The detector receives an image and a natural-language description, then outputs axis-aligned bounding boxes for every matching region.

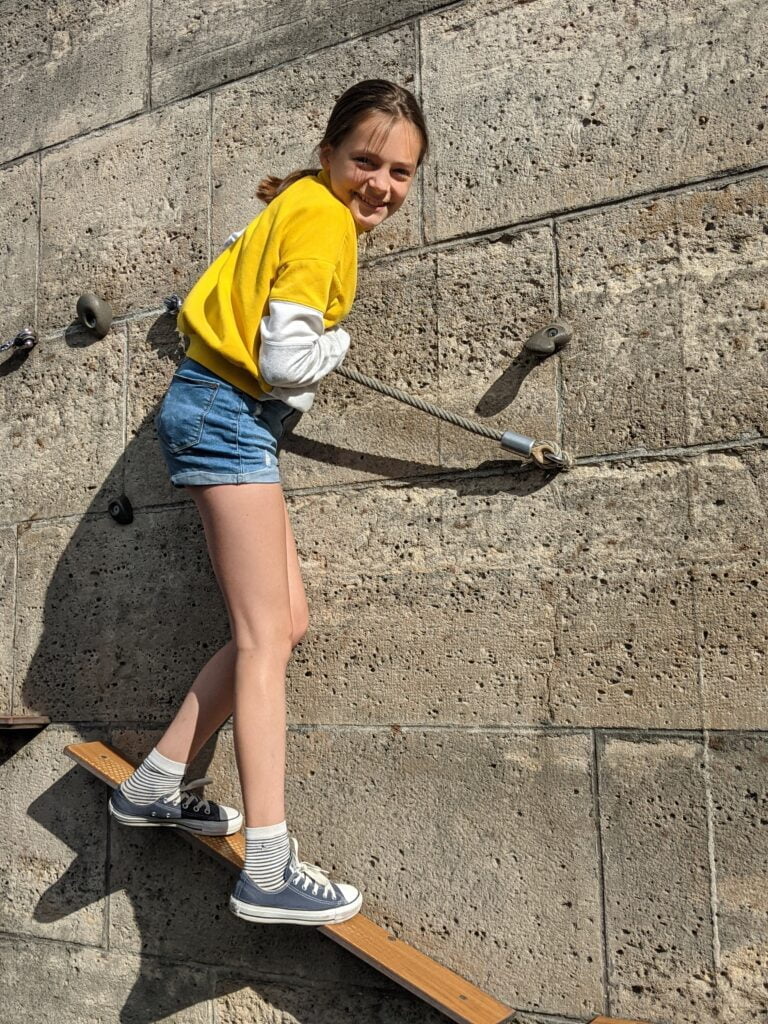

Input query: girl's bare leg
[154,640,236,766]
[154,492,308,769]
[155,482,307,827]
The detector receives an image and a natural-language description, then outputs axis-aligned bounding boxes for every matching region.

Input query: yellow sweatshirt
[178,169,361,409]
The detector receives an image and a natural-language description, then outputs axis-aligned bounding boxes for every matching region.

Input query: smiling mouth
[356,193,387,211]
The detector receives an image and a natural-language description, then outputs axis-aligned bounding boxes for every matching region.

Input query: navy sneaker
[108,777,243,836]
[229,837,363,925]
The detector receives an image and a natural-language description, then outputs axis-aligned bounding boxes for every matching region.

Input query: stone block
[687,452,767,562]
[0,934,211,1023]
[0,528,15,710]
[211,27,420,259]
[212,970,446,1022]
[420,0,768,240]
[434,230,559,469]
[0,0,148,164]
[674,175,768,446]
[556,460,693,569]
[0,330,125,524]
[14,507,228,722]
[39,98,209,336]
[434,469,563,571]
[0,725,106,946]
[293,567,557,726]
[707,733,768,1024]
[551,563,700,728]
[694,559,767,729]
[125,316,189,507]
[277,254,441,489]
[0,157,38,338]
[287,467,562,571]
[286,480,445,573]
[152,0,447,105]
[558,174,768,457]
[288,728,602,1016]
[740,446,768,498]
[557,205,689,458]
[598,735,718,1024]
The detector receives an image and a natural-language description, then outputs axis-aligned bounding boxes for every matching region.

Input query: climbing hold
[108,494,133,525]
[76,293,113,338]
[524,322,572,355]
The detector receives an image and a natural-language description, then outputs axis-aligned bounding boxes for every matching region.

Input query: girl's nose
[367,168,390,197]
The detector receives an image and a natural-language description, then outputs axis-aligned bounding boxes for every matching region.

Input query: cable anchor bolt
[0,326,38,354]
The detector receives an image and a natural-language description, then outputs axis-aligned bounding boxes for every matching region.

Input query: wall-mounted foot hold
[0,326,38,355]
[108,494,133,525]
[76,293,113,338]
[524,322,572,355]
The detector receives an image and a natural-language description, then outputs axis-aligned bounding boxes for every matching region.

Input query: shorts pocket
[156,374,219,454]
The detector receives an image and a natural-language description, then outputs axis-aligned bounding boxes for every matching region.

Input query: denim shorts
[155,357,300,488]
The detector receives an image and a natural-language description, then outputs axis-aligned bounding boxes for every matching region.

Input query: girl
[108,80,429,926]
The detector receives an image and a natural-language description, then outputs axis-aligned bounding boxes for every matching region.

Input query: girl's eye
[355,156,372,166]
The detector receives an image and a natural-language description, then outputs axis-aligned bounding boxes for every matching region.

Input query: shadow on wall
[4,310,555,1021]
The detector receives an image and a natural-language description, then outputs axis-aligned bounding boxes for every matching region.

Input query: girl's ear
[318,142,331,169]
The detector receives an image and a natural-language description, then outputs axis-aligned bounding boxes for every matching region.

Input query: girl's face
[320,112,423,232]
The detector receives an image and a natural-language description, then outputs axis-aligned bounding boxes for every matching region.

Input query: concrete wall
[1,1,766,1021]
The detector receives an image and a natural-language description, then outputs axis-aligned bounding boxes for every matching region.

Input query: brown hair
[256,79,429,205]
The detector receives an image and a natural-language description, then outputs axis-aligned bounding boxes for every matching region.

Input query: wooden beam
[0,715,50,730]
[64,739,516,1024]
[589,1017,651,1024]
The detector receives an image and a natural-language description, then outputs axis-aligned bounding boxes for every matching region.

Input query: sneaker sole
[108,800,242,837]
[228,891,363,926]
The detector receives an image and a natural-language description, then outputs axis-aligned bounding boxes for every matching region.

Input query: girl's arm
[258,299,350,389]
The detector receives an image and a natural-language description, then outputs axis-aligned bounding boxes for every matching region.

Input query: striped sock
[244,821,291,891]
[119,747,187,806]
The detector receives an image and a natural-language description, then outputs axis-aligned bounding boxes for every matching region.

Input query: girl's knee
[233,620,294,661]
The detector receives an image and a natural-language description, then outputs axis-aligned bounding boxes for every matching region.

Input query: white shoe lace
[288,837,336,898]
[164,777,212,814]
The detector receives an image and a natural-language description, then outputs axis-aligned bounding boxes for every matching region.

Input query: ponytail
[256,167,320,205]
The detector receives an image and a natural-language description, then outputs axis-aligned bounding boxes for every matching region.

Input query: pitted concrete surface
[151,0,449,106]
[1,0,148,164]
[39,98,210,337]
[1,0,766,1021]
[0,726,107,946]
[0,529,15,707]
[420,0,768,239]
[599,736,718,1021]
[558,174,768,456]
[0,330,125,523]
[0,158,38,338]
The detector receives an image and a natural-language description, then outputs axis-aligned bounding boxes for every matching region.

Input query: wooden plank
[322,913,517,1024]
[0,715,50,730]
[589,1017,652,1024]
[64,739,516,1024]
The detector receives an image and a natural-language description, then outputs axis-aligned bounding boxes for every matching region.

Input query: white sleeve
[258,299,351,388]
[223,227,245,250]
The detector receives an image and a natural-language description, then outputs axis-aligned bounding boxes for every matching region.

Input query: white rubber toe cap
[336,882,361,903]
